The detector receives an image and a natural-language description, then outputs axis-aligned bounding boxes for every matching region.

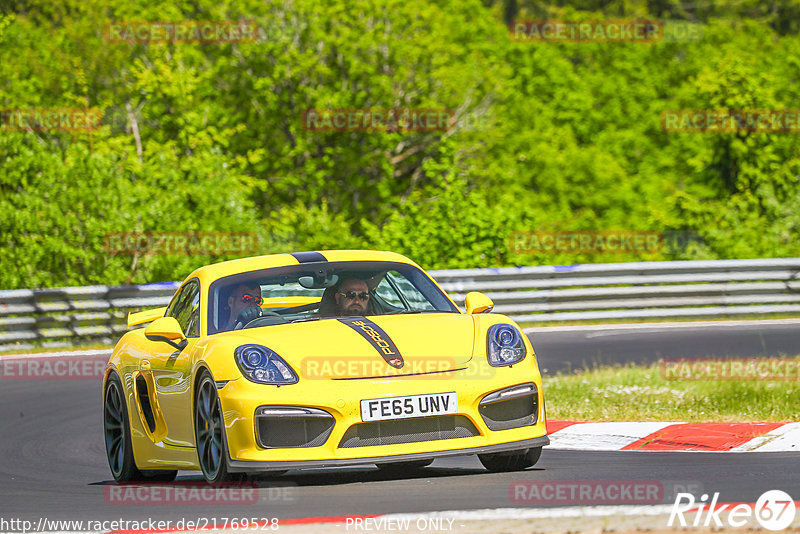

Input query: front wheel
[478,447,542,472]
[195,372,242,483]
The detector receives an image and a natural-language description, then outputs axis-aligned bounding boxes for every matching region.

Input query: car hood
[231,313,476,379]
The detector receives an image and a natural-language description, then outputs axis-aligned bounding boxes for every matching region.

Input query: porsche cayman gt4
[102,250,549,483]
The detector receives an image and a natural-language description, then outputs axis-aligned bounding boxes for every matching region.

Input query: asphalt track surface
[529,319,800,374]
[1,321,799,526]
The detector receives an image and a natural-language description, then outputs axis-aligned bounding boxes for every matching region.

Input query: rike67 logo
[669,490,796,531]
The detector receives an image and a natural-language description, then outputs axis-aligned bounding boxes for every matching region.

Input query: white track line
[547,422,678,451]
[374,505,678,521]
[733,422,800,452]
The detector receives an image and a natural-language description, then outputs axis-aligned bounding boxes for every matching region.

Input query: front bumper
[227,436,550,472]
[217,363,548,469]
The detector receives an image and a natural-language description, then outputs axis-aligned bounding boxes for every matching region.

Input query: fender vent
[135,374,156,433]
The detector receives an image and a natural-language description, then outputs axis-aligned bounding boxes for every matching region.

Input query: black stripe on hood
[337,316,404,369]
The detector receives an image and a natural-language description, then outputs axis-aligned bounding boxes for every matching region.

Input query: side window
[166,280,201,337]
[165,285,189,319]
[375,271,436,312]
[388,271,436,311]
[184,289,201,337]
[375,277,404,308]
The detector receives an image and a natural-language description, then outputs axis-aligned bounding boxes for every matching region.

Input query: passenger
[334,278,371,316]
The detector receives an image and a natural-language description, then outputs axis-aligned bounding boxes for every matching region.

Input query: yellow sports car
[103,250,549,483]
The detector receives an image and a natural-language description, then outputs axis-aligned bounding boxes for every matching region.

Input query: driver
[225,282,263,330]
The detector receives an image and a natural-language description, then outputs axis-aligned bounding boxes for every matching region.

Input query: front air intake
[255,407,335,448]
[478,383,538,431]
[338,415,479,448]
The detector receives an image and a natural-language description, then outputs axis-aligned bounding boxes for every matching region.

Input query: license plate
[360,392,458,422]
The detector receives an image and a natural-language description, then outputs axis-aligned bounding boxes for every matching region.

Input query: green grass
[545,359,800,422]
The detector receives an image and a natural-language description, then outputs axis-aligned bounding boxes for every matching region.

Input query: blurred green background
[2,0,799,289]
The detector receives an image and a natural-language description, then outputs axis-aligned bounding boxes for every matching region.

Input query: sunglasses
[339,291,369,301]
[241,294,263,305]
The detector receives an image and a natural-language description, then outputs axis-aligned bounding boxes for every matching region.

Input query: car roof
[185,250,422,287]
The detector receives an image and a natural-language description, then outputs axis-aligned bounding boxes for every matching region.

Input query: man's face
[228,284,262,322]
[335,279,370,316]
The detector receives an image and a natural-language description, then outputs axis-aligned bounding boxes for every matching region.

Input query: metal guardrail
[436,258,800,322]
[0,282,180,350]
[1,258,799,351]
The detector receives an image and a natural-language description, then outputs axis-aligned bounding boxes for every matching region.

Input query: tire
[194,371,243,483]
[478,446,542,472]
[104,372,179,483]
[104,372,144,482]
[376,459,433,471]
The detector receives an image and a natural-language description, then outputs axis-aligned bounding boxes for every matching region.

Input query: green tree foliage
[1,0,799,288]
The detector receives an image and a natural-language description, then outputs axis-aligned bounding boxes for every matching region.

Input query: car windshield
[207,261,458,334]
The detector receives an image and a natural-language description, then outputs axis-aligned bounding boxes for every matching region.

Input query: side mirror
[145,317,188,351]
[465,291,494,314]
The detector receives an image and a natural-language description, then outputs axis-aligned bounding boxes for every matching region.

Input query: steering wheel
[242,311,283,328]
[233,309,284,330]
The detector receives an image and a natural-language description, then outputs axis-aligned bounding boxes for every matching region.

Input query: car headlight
[486,324,526,367]
[234,344,298,385]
